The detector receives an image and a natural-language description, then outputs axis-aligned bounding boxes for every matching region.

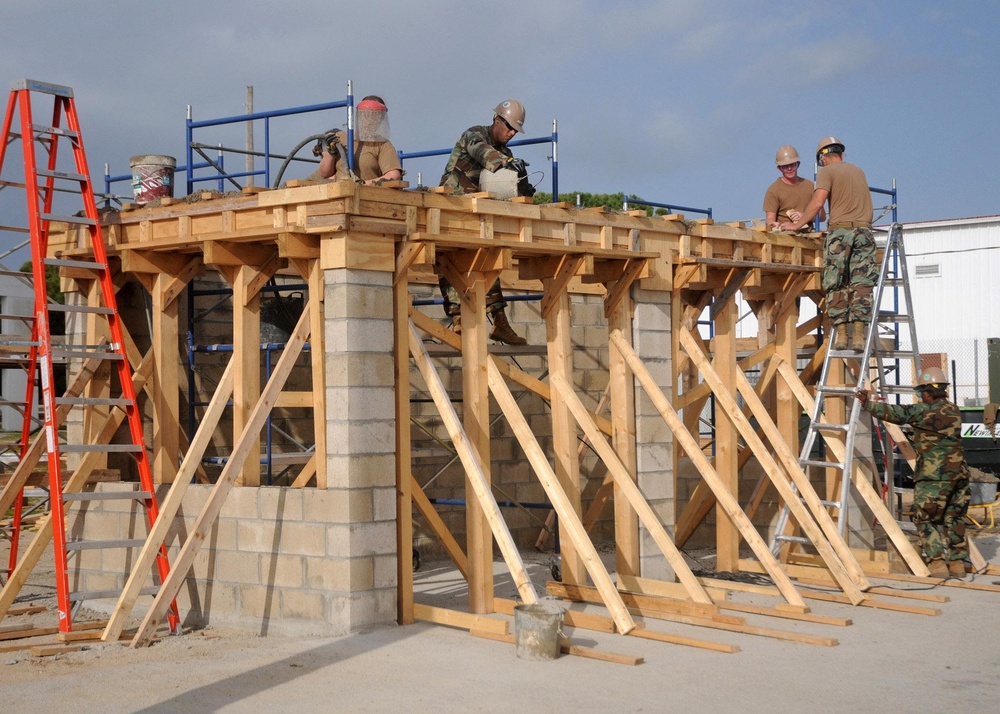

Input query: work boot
[849,322,868,352]
[832,324,849,351]
[489,309,527,346]
[948,560,968,579]
[450,314,461,335]
[927,559,949,579]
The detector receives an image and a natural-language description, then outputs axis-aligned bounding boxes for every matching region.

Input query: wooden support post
[152,272,180,484]
[132,307,311,647]
[545,280,584,585]
[607,288,640,578]
[82,279,110,472]
[610,331,807,609]
[408,321,538,607]
[712,294,739,572]
[303,258,327,489]
[232,264,262,487]
[394,260,414,625]
[462,276,493,613]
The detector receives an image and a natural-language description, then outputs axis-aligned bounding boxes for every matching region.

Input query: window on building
[915,263,941,278]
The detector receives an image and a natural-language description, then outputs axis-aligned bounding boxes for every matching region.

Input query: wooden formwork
[37,177,974,652]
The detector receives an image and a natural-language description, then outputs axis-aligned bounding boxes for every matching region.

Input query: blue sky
[1,0,997,264]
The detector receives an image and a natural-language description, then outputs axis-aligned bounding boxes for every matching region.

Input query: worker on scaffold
[780,137,875,352]
[436,100,534,346]
[308,95,403,185]
[856,367,971,579]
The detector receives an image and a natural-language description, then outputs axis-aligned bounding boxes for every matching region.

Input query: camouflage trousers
[913,475,971,563]
[438,277,506,317]
[822,227,878,327]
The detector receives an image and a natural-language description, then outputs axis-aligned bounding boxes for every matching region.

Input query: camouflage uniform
[438,125,512,317]
[863,398,971,564]
[822,227,878,327]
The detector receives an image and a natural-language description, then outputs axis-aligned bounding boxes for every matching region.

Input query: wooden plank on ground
[627,626,740,654]
[31,644,83,657]
[413,603,509,635]
[470,628,646,665]
[494,597,614,633]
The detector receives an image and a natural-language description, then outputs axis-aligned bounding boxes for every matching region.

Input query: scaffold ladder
[0,79,179,633]
[771,223,917,552]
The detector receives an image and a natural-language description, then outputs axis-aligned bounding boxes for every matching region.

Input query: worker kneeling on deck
[436,100,532,346]
[856,368,971,579]
[780,137,876,353]
[308,95,403,185]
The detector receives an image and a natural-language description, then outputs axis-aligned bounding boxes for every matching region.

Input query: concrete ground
[2,538,1000,713]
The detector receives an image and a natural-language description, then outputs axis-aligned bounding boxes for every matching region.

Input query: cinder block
[259,487,304,522]
[226,487,260,517]
[372,487,396,523]
[275,522,328,557]
[198,582,239,618]
[216,550,260,584]
[303,488,372,524]
[348,521,397,558]
[262,553,305,589]
[326,387,395,422]
[372,555,398,590]
[324,454,396,490]
[304,556,351,590]
[237,520,282,553]
[280,589,327,620]
[238,584,278,620]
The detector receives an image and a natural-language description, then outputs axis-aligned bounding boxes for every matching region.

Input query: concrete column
[323,267,398,632]
[631,287,674,580]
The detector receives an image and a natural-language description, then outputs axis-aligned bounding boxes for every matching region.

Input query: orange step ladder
[0,79,179,634]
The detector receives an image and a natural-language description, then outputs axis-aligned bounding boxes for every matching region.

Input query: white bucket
[130,154,176,203]
[513,602,563,660]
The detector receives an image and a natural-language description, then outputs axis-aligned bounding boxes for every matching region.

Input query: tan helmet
[816,136,845,161]
[775,145,800,166]
[494,99,525,133]
[915,367,949,390]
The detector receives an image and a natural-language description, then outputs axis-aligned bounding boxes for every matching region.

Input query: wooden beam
[411,475,469,578]
[552,374,714,605]
[486,358,634,634]
[394,261,414,625]
[408,321,538,607]
[712,293,740,572]
[608,292,640,579]
[610,330,807,609]
[132,306,311,646]
[102,357,236,642]
[231,264,262,487]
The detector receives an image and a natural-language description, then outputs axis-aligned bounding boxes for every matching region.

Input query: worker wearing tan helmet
[763,145,824,230]
[437,100,532,345]
[856,367,972,579]
[781,137,876,352]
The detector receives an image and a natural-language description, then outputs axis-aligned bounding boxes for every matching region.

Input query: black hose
[273,133,326,188]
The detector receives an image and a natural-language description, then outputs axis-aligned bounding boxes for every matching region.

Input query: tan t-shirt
[331,131,402,182]
[816,161,873,224]
[763,177,815,224]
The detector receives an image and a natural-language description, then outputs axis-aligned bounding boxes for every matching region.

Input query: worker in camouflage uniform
[436,100,531,346]
[856,367,971,579]
[781,137,876,352]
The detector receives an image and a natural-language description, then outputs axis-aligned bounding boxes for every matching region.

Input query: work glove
[312,131,341,157]
[505,157,528,176]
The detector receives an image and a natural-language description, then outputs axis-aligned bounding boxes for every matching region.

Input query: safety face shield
[356,99,390,142]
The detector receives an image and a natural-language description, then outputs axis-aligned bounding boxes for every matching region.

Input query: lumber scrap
[413,603,509,635]
[550,580,838,647]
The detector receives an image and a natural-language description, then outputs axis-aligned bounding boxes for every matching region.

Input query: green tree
[533,191,669,216]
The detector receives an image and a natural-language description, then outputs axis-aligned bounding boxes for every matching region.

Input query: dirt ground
[2,534,1000,713]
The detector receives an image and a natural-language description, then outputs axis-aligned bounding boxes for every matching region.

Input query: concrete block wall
[67,482,385,637]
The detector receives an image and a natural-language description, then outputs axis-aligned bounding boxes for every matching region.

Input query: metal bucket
[130,154,176,203]
[970,481,997,505]
[513,602,563,660]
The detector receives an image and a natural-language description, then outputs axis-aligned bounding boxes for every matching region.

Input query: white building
[900,215,1000,406]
